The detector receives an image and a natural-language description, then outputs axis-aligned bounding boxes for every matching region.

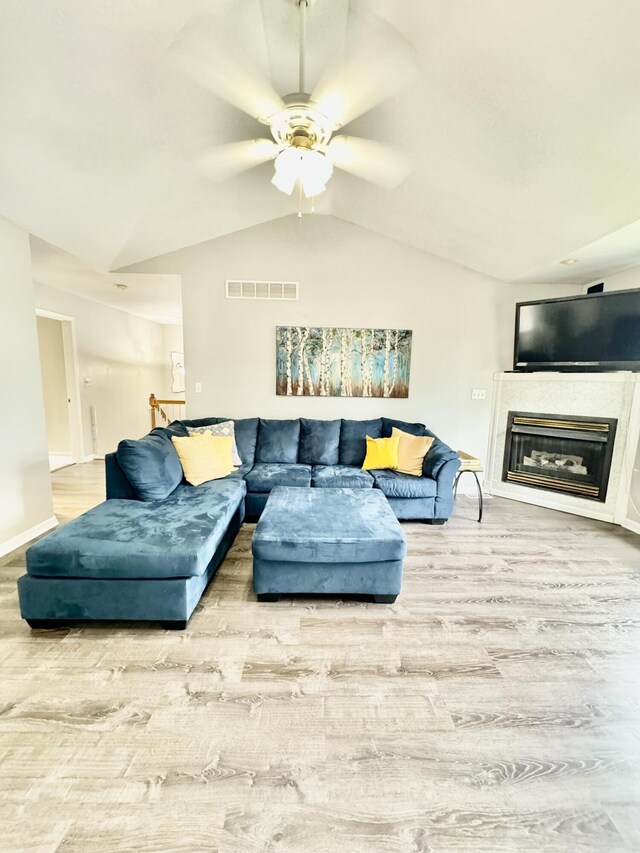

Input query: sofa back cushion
[299,418,341,465]
[151,422,190,439]
[181,417,229,429]
[339,418,383,467]
[255,419,301,463]
[234,418,260,465]
[381,417,426,437]
[116,431,183,501]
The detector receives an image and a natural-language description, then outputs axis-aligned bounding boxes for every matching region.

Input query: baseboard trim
[83,454,96,463]
[622,518,640,536]
[0,516,58,559]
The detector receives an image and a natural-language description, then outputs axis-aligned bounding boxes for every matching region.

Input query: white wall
[0,217,55,556]
[122,214,519,461]
[585,265,639,292]
[36,316,72,454]
[33,283,181,457]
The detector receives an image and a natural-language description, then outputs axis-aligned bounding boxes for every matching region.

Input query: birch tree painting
[276,327,412,397]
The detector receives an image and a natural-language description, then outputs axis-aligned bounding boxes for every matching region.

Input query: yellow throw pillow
[172,434,236,486]
[362,435,399,471]
[392,427,435,477]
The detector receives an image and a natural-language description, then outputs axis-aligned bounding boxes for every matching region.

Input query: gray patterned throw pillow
[187,420,242,466]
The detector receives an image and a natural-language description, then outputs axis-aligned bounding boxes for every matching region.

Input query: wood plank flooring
[0,461,639,852]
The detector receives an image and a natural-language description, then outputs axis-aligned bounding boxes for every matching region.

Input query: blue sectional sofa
[18,416,459,629]
[107,416,460,522]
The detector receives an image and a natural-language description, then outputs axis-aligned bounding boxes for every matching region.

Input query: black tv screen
[514,288,640,372]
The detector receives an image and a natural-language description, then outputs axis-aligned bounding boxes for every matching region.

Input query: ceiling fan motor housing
[266,93,338,151]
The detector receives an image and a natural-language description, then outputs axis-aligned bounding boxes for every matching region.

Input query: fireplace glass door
[502,413,617,502]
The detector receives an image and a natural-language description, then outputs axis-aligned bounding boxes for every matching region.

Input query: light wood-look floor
[1,461,639,852]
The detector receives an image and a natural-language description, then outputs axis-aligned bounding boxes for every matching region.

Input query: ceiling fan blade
[312,14,417,127]
[200,139,279,181]
[326,136,410,189]
[172,18,284,122]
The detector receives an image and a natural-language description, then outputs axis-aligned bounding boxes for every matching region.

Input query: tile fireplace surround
[486,372,640,531]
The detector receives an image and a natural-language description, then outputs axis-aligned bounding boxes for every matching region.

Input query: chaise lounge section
[19,477,246,629]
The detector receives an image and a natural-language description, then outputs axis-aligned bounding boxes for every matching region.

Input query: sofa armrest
[435,456,460,493]
[422,438,459,479]
[431,456,461,519]
[105,452,138,501]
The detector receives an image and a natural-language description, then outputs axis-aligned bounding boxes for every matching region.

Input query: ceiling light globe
[272,147,304,195]
[300,149,333,197]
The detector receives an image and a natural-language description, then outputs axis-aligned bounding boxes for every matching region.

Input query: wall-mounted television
[514,288,640,372]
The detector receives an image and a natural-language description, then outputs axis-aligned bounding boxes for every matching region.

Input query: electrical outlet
[471,388,486,400]
[195,382,203,393]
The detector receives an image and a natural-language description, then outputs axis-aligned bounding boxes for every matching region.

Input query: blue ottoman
[252,487,406,602]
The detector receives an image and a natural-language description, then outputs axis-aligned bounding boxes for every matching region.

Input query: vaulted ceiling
[1,0,640,283]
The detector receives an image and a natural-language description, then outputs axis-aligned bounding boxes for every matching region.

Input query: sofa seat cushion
[244,463,312,493]
[312,465,374,489]
[226,463,252,479]
[26,479,246,580]
[371,470,437,499]
[252,487,406,564]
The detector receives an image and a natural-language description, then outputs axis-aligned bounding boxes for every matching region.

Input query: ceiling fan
[173,0,414,200]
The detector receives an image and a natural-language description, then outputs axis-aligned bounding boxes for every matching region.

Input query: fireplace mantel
[485,372,640,530]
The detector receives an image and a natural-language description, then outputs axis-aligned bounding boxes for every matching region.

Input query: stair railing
[149,393,186,428]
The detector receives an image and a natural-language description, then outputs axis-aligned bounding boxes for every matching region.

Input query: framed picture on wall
[171,351,185,394]
[276,326,412,398]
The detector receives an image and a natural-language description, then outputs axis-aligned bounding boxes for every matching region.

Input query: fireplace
[502,411,617,502]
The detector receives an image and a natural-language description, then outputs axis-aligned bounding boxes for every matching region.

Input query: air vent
[226,280,299,301]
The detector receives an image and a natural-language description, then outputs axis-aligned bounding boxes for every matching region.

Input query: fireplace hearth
[502,412,617,502]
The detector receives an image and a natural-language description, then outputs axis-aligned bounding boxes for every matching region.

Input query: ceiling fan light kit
[267,93,337,196]
[178,0,412,201]
[272,147,334,197]
[265,0,336,199]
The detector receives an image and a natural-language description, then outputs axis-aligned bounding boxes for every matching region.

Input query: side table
[454,451,484,522]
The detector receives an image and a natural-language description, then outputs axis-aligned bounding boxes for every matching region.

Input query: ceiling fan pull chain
[299,0,308,93]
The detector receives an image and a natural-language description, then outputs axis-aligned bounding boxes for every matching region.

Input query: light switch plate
[471,388,486,400]
[195,382,202,393]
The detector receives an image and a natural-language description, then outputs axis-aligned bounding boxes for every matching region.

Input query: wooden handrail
[149,393,186,428]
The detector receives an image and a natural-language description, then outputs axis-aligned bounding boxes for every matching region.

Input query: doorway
[35,309,84,470]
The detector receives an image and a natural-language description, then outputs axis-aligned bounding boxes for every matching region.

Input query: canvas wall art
[276,326,412,397]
